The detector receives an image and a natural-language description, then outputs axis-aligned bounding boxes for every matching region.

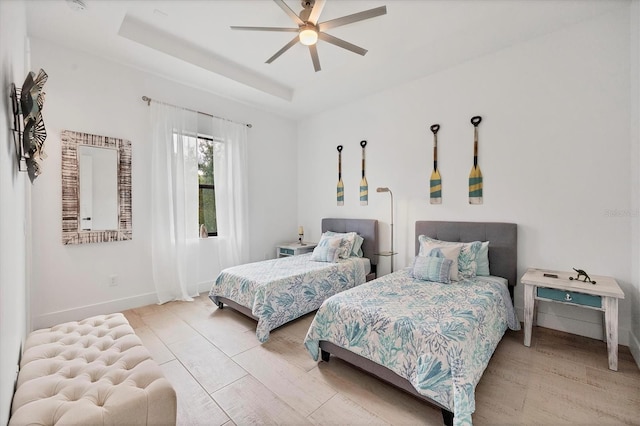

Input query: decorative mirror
[61,130,132,244]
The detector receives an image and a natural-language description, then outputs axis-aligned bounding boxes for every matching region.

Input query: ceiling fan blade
[230,26,299,32]
[266,36,300,64]
[319,5,387,31]
[307,0,326,25]
[318,32,367,56]
[273,0,304,26]
[309,44,321,72]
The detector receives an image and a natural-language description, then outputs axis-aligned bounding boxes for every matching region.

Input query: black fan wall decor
[10,69,48,182]
[231,0,387,72]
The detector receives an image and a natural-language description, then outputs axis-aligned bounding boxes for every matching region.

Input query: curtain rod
[141,96,252,128]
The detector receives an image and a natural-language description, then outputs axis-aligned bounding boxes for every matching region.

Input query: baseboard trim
[629,329,640,370]
[32,292,159,330]
[198,280,214,295]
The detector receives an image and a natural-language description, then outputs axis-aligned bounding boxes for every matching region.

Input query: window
[198,136,217,236]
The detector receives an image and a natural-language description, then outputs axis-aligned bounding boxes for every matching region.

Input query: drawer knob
[564,293,573,302]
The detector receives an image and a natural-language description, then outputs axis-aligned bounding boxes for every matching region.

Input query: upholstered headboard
[415,221,518,290]
[321,218,378,266]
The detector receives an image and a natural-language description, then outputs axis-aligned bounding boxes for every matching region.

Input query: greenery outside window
[198,136,217,236]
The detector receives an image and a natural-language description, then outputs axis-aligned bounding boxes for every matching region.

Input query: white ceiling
[25,0,625,120]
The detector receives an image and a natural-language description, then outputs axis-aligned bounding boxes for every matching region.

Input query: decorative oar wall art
[429,124,442,204]
[336,145,344,206]
[469,116,483,204]
[360,140,368,205]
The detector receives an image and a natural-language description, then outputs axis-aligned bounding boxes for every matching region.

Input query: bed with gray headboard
[209,218,378,342]
[305,220,518,426]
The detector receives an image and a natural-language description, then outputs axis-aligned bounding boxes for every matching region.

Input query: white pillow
[418,235,482,278]
[323,231,364,258]
[419,242,463,281]
[311,234,343,262]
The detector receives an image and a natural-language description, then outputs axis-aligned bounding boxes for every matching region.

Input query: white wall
[630,0,640,367]
[29,38,297,329]
[298,6,636,347]
[0,1,29,423]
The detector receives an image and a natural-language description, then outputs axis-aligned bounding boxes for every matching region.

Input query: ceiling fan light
[299,28,318,46]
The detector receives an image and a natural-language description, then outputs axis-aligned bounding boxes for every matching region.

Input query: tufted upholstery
[9,313,176,426]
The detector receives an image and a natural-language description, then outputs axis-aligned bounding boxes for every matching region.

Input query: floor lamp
[376,187,394,272]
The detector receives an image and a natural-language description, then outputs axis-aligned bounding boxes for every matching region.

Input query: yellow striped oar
[429,124,441,204]
[469,116,483,204]
[359,140,368,205]
[337,145,344,206]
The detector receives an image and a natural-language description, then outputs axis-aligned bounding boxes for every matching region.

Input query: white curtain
[212,117,250,268]
[150,103,200,303]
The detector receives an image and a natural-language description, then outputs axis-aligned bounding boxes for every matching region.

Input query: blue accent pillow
[311,234,343,262]
[412,256,453,283]
[476,241,490,276]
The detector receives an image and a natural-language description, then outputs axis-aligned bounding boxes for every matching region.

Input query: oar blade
[469,166,483,204]
[360,177,368,205]
[430,169,442,204]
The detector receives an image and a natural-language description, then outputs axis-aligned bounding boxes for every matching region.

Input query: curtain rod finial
[142,96,151,106]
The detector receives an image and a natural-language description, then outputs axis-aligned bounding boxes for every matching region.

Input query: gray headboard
[415,221,518,290]
[322,218,378,266]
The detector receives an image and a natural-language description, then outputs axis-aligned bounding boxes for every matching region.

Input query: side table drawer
[279,248,294,256]
[537,287,602,308]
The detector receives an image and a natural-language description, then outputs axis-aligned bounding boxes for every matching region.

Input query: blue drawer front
[280,248,294,255]
[537,287,601,308]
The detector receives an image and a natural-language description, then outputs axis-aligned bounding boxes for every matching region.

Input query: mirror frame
[61,130,132,245]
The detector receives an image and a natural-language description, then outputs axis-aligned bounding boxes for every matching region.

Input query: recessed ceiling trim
[118,15,293,102]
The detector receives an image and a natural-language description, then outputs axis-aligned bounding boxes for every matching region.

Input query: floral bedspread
[209,253,367,342]
[304,268,520,426]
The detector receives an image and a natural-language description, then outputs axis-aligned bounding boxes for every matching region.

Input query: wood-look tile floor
[122,294,640,425]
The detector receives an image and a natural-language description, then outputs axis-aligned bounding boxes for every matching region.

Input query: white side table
[276,242,317,258]
[521,268,625,371]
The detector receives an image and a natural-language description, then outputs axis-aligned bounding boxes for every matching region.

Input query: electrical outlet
[109,275,118,287]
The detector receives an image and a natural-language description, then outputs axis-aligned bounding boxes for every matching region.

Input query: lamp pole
[376,187,394,273]
[389,189,394,273]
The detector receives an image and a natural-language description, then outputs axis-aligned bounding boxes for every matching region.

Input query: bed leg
[321,349,330,362]
[441,409,453,426]
[217,301,224,309]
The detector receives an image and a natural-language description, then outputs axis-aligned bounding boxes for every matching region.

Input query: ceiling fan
[231,0,387,72]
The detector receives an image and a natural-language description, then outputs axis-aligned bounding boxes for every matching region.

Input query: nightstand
[521,268,625,371]
[276,242,317,258]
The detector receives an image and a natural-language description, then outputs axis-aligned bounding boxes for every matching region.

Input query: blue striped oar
[359,140,368,205]
[469,116,483,204]
[429,124,442,204]
[337,145,344,206]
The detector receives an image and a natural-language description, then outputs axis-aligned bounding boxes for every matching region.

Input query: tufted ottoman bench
[9,313,176,425]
